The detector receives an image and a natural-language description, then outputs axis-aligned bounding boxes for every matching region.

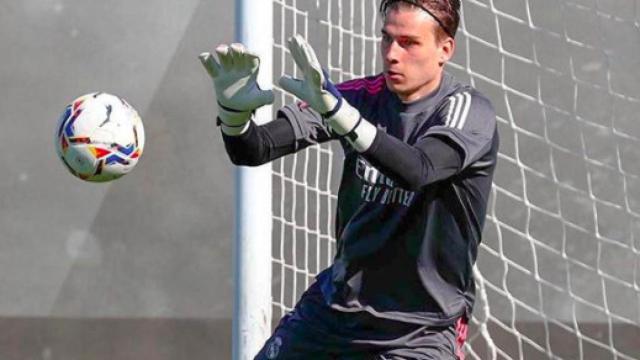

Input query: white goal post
[233,1,273,359]
[236,0,640,359]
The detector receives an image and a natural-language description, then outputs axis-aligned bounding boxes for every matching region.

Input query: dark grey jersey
[277,72,499,326]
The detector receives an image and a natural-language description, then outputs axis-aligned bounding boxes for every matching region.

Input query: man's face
[381,6,454,102]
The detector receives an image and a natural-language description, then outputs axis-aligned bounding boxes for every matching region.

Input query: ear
[438,37,455,66]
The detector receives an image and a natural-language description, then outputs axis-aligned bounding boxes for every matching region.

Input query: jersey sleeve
[221,117,298,166]
[221,101,338,166]
[277,101,337,149]
[363,133,463,190]
[424,90,497,169]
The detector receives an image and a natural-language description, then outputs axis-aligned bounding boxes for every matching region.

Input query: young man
[199,0,498,358]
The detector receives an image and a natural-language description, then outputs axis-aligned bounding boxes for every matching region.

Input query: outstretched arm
[218,117,297,167]
[200,42,336,166]
[278,35,378,153]
[278,35,496,190]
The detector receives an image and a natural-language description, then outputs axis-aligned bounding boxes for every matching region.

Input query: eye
[397,37,417,48]
[381,33,392,44]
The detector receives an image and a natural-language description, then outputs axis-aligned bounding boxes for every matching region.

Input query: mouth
[385,70,403,81]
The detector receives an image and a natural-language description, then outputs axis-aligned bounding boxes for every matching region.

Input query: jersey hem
[329,303,467,327]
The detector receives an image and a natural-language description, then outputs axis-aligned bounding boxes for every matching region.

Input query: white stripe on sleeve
[445,96,456,127]
[445,92,472,130]
[456,92,472,130]
[449,93,465,129]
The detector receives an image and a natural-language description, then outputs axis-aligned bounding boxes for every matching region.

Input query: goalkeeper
[200,0,498,359]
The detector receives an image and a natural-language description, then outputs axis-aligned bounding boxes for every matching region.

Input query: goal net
[269,0,640,359]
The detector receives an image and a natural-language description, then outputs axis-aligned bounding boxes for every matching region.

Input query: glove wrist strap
[217,116,251,136]
[322,95,343,119]
[217,101,245,114]
[327,101,377,152]
[217,102,252,136]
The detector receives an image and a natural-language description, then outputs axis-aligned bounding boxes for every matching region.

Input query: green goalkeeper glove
[278,35,377,151]
[199,43,274,135]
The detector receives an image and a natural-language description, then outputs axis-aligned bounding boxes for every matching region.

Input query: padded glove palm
[278,35,377,151]
[199,43,274,134]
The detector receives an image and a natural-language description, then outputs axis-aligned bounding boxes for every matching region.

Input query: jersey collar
[392,72,454,114]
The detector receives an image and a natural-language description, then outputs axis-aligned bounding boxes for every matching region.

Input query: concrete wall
[1,0,235,358]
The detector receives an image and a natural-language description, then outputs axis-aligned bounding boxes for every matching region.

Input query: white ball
[55,92,145,182]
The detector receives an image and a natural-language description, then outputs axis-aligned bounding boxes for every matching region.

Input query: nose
[383,40,400,65]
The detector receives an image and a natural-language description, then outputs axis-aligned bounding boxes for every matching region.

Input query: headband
[380,0,455,38]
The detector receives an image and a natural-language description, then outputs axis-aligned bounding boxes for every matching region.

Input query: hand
[277,35,342,117]
[199,43,274,132]
[278,35,377,151]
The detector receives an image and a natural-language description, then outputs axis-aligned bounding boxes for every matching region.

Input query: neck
[392,72,450,114]
[398,73,443,103]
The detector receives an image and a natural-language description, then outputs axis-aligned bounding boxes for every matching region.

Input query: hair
[379,0,461,40]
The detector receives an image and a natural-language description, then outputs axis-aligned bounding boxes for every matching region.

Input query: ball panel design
[55,92,145,182]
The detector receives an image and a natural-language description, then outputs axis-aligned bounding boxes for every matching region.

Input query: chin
[385,82,411,99]
[384,78,405,94]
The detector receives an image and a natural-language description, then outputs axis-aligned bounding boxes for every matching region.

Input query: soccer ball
[55,92,145,182]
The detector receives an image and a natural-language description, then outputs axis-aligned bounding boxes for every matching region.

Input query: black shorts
[254,280,468,360]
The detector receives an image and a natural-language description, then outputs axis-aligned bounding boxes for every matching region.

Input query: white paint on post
[233,1,273,359]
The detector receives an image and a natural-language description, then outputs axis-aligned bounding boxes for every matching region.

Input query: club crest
[266,336,283,359]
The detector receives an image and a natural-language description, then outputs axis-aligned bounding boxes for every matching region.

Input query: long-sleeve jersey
[222,72,499,326]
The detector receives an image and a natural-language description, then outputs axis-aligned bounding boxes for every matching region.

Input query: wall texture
[1,0,236,358]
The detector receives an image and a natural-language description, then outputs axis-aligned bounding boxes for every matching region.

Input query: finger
[198,52,220,78]
[287,36,308,74]
[231,43,258,72]
[254,89,275,107]
[244,50,261,73]
[229,42,245,67]
[215,44,233,69]
[297,37,325,86]
[299,38,321,72]
[289,35,324,87]
[286,36,328,93]
[278,75,306,100]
